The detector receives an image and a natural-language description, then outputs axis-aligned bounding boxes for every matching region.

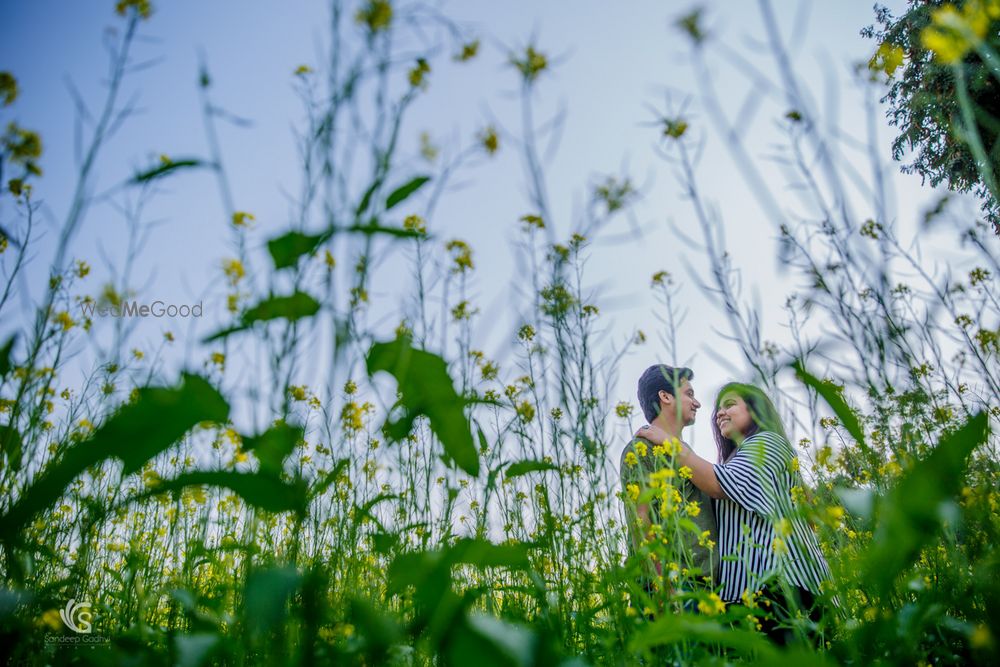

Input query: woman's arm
[634,425,726,498]
[677,444,725,499]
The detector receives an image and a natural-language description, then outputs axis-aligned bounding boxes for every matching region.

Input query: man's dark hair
[636,364,693,423]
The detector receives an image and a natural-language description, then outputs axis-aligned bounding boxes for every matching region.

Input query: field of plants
[1,1,998,665]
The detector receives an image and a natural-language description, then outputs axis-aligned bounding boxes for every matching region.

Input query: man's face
[660,378,700,427]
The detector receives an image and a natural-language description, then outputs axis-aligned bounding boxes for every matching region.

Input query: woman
[636,382,830,644]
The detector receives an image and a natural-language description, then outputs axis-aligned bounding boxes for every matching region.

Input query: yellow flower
[232,211,255,227]
[479,126,499,154]
[210,352,225,368]
[75,260,90,278]
[624,452,638,467]
[868,41,905,77]
[633,440,647,457]
[684,501,701,517]
[115,0,153,20]
[445,239,473,273]
[355,0,392,33]
[520,214,545,230]
[510,45,548,82]
[626,483,640,503]
[222,258,245,285]
[289,385,307,401]
[697,593,726,615]
[678,465,693,480]
[131,348,144,360]
[294,64,313,76]
[698,530,715,550]
[921,2,992,64]
[403,214,427,235]
[37,609,63,631]
[408,58,431,87]
[53,311,75,332]
[454,40,480,62]
[516,400,536,423]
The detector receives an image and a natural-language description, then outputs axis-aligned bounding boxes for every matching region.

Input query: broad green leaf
[0,374,228,542]
[446,614,537,667]
[348,596,403,662]
[241,423,302,475]
[385,175,430,210]
[0,423,22,472]
[242,291,320,324]
[448,538,533,570]
[244,567,302,634]
[792,361,869,454]
[131,158,205,185]
[203,291,321,342]
[630,613,774,655]
[267,231,325,270]
[505,459,559,480]
[135,470,308,516]
[367,335,479,476]
[174,633,220,667]
[0,334,15,377]
[863,412,989,597]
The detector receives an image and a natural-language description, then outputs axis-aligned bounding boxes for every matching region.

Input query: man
[620,364,719,604]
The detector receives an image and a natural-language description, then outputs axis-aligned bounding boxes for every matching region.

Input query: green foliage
[865,0,1000,233]
[0,373,228,542]
[367,334,480,476]
[204,291,321,341]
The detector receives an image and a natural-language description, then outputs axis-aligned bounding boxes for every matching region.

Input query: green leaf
[135,470,308,516]
[0,423,22,472]
[267,231,326,270]
[348,597,403,662]
[446,614,537,667]
[343,223,424,238]
[243,291,320,324]
[241,423,302,476]
[0,374,228,542]
[505,459,559,480]
[862,412,989,598]
[244,567,302,634]
[203,291,321,342]
[448,538,533,570]
[174,633,220,667]
[310,458,349,500]
[367,335,479,476]
[385,175,430,210]
[355,180,380,218]
[0,334,15,377]
[131,158,206,185]
[630,613,774,655]
[792,361,868,454]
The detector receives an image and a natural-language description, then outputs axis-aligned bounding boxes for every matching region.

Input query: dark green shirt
[619,437,719,585]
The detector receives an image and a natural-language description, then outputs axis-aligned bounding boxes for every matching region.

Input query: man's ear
[658,389,673,405]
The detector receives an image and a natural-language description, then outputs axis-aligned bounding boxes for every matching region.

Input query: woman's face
[716,392,754,440]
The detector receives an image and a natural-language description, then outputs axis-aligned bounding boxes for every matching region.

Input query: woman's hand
[635,423,669,445]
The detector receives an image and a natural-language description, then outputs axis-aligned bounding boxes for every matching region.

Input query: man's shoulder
[619,437,652,476]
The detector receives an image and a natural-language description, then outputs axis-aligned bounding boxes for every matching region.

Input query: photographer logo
[59,599,92,634]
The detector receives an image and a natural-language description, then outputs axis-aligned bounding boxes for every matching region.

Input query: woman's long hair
[711,382,789,463]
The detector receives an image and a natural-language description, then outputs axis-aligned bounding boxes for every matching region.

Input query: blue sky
[3,0,973,460]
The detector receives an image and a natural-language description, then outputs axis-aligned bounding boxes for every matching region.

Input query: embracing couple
[620,364,831,644]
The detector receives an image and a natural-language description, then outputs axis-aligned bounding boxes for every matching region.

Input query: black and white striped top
[712,430,831,603]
